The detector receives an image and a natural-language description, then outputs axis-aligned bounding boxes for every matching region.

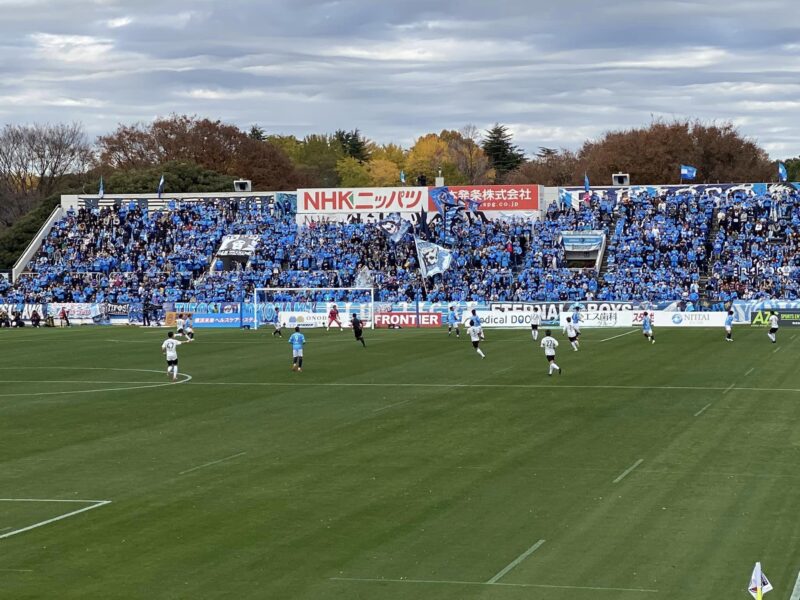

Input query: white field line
[487,539,546,583]
[613,459,644,484]
[372,399,412,413]
[599,330,637,343]
[0,500,110,540]
[0,367,191,397]
[179,452,247,475]
[0,568,33,572]
[722,383,736,395]
[792,334,797,341]
[183,381,800,395]
[694,403,712,417]
[774,346,781,353]
[329,577,658,593]
[745,367,755,377]
[789,569,800,600]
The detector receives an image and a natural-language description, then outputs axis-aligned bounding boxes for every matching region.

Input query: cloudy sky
[1,0,798,157]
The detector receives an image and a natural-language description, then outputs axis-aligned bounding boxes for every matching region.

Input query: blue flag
[429,186,455,216]
[584,172,590,193]
[378,213,410,243]
[778,162,788,182]
[415,237,453,278]
[157,174,165,198]
[399,170,406,185]
[680,165,697,180]
[98,176,104,199]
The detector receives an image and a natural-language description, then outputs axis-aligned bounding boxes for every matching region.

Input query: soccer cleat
[297,368,302,372]
[559,367,562,375]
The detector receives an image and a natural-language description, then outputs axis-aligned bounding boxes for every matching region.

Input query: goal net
[251,287,375,330]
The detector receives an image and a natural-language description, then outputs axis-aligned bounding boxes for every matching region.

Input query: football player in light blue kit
[724,310,734,342]
[288,326,306,372]
[571,306,582,339]
[447,306,460,338]
[642,312,655,344]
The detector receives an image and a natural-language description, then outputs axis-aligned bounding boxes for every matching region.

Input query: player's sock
[571,342,578,351]
[298,358,303,368]
[477,348,485,358]
[360,337,366,347]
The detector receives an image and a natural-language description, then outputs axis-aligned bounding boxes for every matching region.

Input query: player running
[767,311,779,344]
[571,306,582,338]
[289,326,306,371]
[327,304,343,331]
[351,313,366,347]
[530,306,542,341]
[447,306,460,338]
[470,308,482,327]
[724,310,734,342]
[272,306,283,337]
[540,329,562,376]
[161,330,192,381]
[467,319,485,358]
[642,311,655,344]
[184,315,195,340]
[563,317,580,351]
[175,313,186,338]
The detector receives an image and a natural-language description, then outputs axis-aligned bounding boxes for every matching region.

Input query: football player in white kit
[540,330,562,376]
[467,319,486,358]
[563,317,580,351]
[530,306,542,341]
[161,331,193,381]
[175,313,185,338]
[767,311,779,344]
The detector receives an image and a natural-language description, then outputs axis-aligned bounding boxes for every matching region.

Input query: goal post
[251,287,375,330]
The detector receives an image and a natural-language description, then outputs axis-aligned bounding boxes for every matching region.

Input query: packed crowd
[706,188,800,300]
[2,185,799,306]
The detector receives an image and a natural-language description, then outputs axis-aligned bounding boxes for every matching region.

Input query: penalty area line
[694,403,712,417]
[179,451,247,475]
[789,569,800,600]
[487,539,546,583]
[599,330,637,343]
[329,576,659,593]
[613,459,644,483]
[0,500,111,540]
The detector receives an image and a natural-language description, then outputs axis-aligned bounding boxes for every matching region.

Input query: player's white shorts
[725,326,732,333]
[292,349,303,358]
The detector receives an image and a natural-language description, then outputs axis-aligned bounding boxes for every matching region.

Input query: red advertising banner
[432,185,539,211]
[374,312,442,328]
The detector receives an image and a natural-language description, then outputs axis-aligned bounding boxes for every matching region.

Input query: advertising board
[652,311,728,327]
[297,187,427,214]
[559,311,633,328]
[750,309,800,328]
[374,312,441,328]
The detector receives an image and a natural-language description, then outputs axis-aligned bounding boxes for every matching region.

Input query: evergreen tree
[248,125,265,141]
[481,124,525,181]
[334,129,370,163]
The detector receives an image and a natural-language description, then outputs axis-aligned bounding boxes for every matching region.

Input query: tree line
[0,115,797,235]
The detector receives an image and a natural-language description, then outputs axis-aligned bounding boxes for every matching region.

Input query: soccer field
[1,325,799,599]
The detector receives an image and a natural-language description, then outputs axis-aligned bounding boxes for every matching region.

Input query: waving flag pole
[157,174,165,198]
[748,562,773,599]
[680,164,697,182]
[778,162,788,183]
[583,172,591,204]
[98,175,104,199]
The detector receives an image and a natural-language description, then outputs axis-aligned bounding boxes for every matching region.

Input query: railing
[12,205,63,283]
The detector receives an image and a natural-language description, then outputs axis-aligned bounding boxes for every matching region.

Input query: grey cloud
[0,0,798,158]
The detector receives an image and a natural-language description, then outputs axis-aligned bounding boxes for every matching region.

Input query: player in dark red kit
[327,304,343,331]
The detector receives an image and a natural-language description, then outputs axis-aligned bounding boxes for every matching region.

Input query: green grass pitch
[1,325,800,599]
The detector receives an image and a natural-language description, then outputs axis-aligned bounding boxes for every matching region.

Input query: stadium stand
[2,185,799,305]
